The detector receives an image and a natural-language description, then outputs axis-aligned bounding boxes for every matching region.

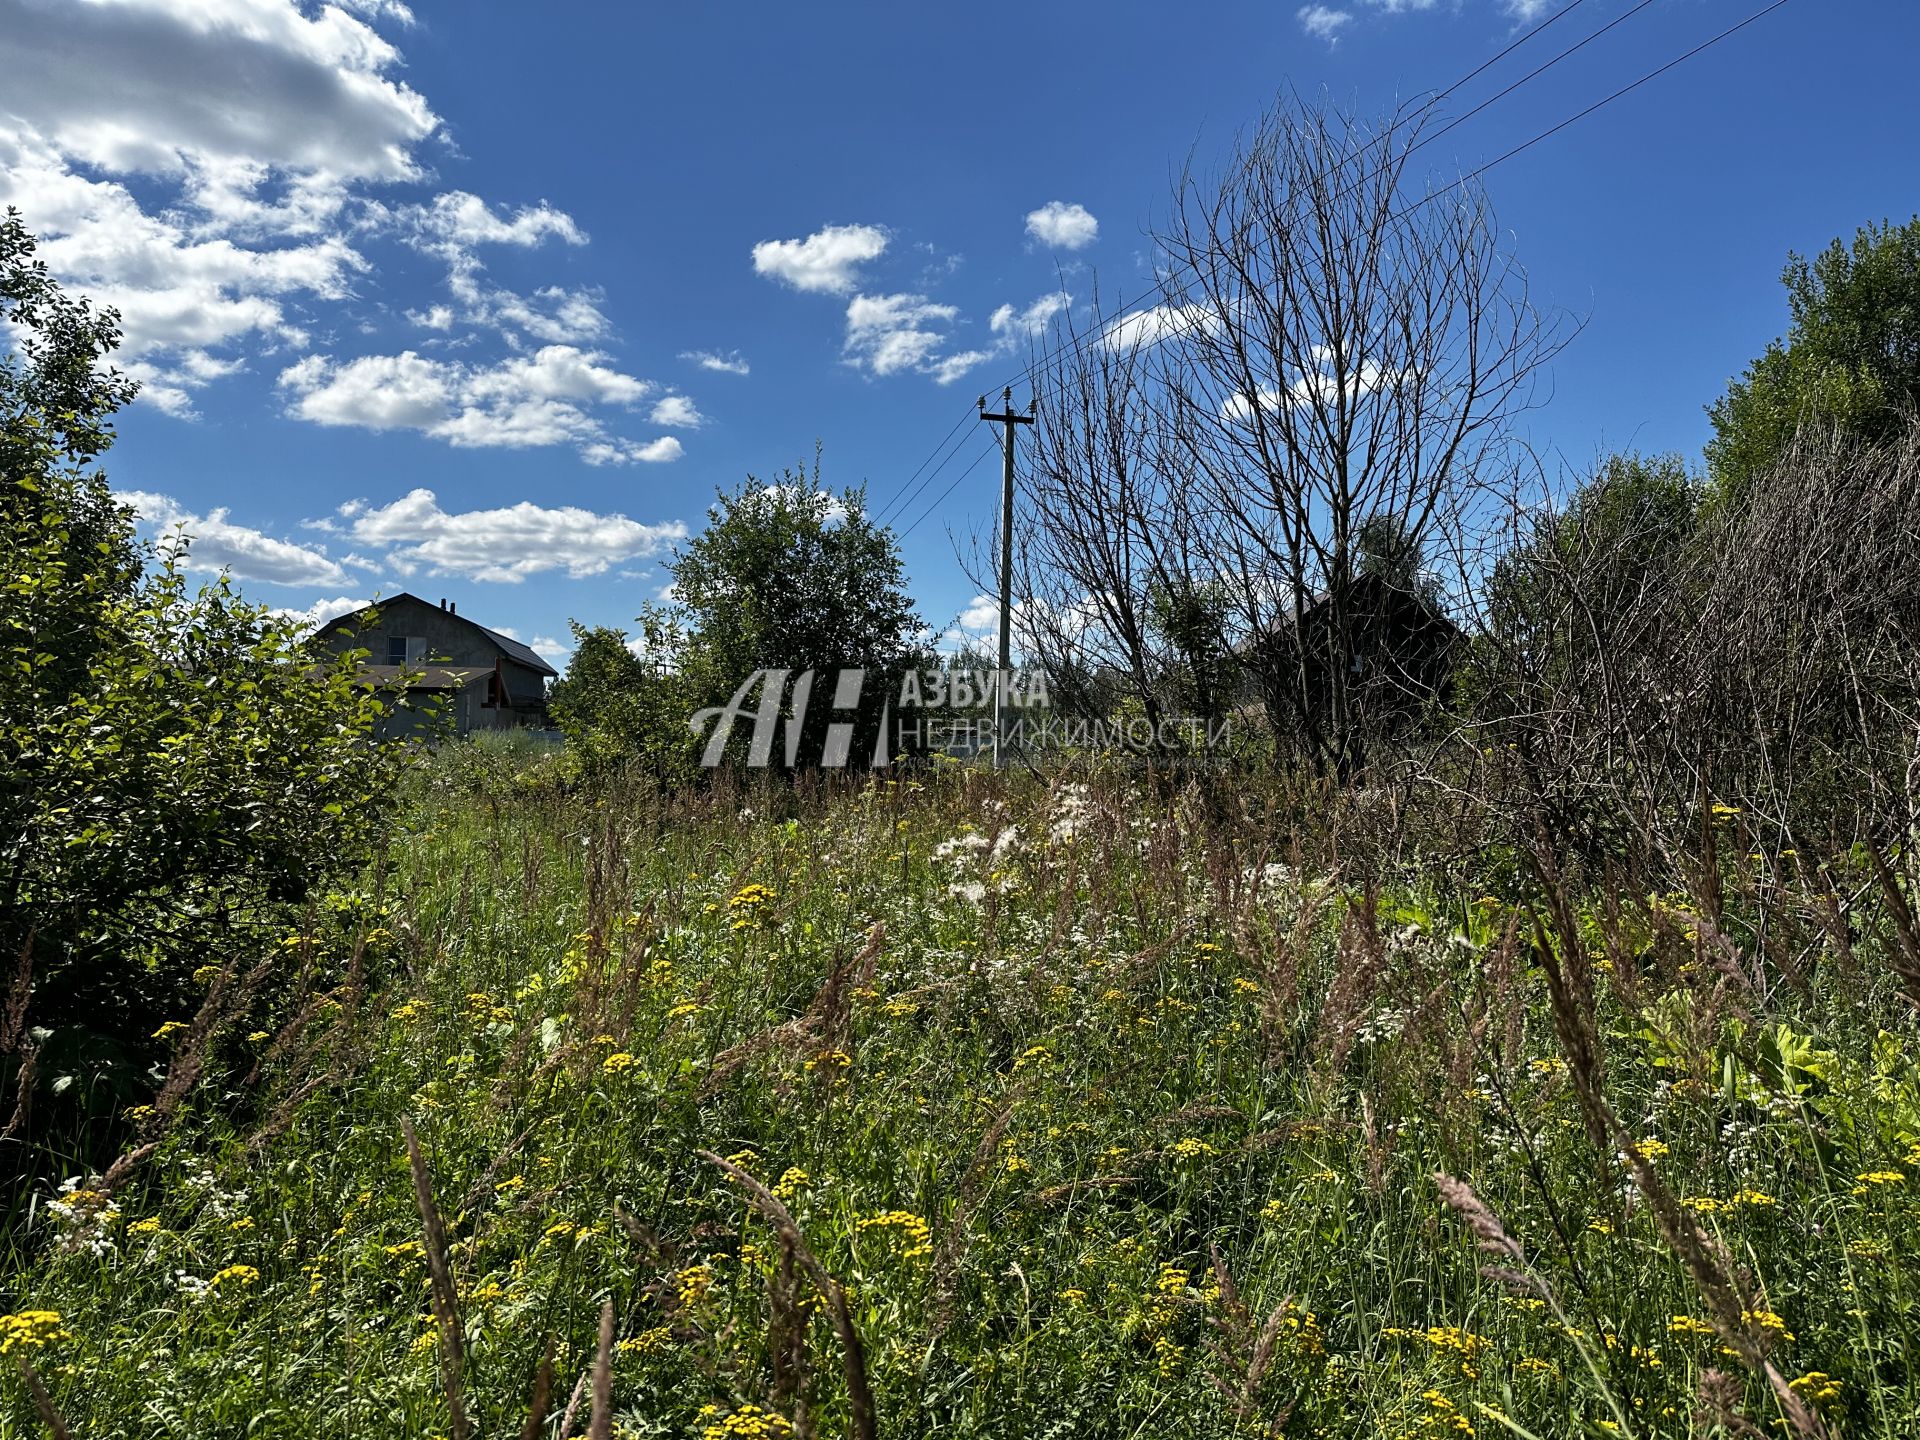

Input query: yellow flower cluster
[771,1167,809,1201]
[856,1210,932,1259]
[1168,1137,1216,1161]
[1742,1309,1794,1340]
[727,883,777,932]
[601,1052,639,1075]
[0,1311,70,1354]
[699,1403,792,1439]
[211,1265,260,1290]
[803,1049,851,1074]
[617,1325,673,1357]
[1790,1371,1842,1403]
[675,1264,715,1306]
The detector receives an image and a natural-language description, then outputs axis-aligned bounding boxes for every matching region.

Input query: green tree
[2,215,407,1136]
[670,459,923,769]
[548,608,696,781]
[1708,217,1920,500]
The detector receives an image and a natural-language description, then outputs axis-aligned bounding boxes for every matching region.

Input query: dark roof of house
[314,592,558,678]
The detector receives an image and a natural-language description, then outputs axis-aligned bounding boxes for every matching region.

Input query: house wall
[318,597,550,738]
[314,597,498,670]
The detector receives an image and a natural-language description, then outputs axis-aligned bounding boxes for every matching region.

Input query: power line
[896,437,1002,542]
[873,0,1604,521]
[889,0,1796,539]
[990,0,1797,410]
[1391,0,1794,227]
[871,402,977,528]
[874,407,979,529]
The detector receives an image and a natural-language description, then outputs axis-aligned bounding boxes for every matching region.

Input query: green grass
[5,753,1918,1438]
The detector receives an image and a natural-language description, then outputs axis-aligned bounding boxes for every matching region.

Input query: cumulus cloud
[391,190,585,254]
[276,345,677,462]
[275,593,379,630]
[990,292,1071,341]
[753,224,889,295]
[1024,202,1099,251]
[0,0,436,181]
[843,292,959,377]
[530,634,573,665]
[1101,303,1219,353]
[681,348,750,376]
[1297,5,1353,41]
[649,394,704,428]
[344,489,687,583]
[0,0,689,452]
[121,490,350,587]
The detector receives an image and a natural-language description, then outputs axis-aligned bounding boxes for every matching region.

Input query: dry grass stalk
[12,1356,73,1440]
[556,1371,590,1440]
[929,1096,1020,1334]
[1201,1244,1294,1435]
[1695,1368,1766,1438]
[400,1114,471,1440]
[587,1297,614,1440]
[701,922,885,1099]
[768,1231,816,1440]
[1863,840,1920,1010]
[516,1343,555,1440]
[698,1148,876,1440]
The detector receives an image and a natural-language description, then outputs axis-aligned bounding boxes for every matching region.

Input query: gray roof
[315,593,558,678]
[470,620,557,677]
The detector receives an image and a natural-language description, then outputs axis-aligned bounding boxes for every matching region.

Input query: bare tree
[1004,284,1183,741]
[1151,94,1570,774]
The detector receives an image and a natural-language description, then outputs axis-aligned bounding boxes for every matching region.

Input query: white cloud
[753,224,889,295]
[843,292,959,377]
[990,292,1071,340]
[1501,0,1552,18]
[276,345,677,462]
[345,488,687,583]
[392,190,585,254]
[681,348,750,376]
[1024,202,1099,251]
[121,490,350,587]
[0,0,645,433]
[530,634,573,665]
[649,394,704,428]
[1100,303,1219,352]
[275,593,378,631]
[1297,5,1353,41]
[0,0,436,181]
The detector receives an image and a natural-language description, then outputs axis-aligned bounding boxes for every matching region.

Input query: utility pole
[979,386,1034,769]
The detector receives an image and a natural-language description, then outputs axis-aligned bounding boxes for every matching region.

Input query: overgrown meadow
[7,741,1919,1439]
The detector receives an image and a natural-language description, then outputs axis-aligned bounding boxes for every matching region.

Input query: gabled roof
[314,592,559,678]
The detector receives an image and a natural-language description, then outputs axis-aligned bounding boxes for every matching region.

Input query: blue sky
[3,0,1915,665]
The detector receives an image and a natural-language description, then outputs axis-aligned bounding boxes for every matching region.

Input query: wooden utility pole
[979,387,1034,769]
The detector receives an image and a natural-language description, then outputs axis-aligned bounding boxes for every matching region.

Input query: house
[1244,571,1462,740]
[311,593,558,739]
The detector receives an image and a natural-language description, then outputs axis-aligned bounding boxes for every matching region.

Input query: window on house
[387,636,409,667]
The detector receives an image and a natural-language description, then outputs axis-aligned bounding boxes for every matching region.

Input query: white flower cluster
[181,1163,249,1221]
[1048,784,1096,845]
[46,1175,120,1260]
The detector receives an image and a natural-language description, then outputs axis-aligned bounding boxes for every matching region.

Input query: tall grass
[3,750,1916,1438]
